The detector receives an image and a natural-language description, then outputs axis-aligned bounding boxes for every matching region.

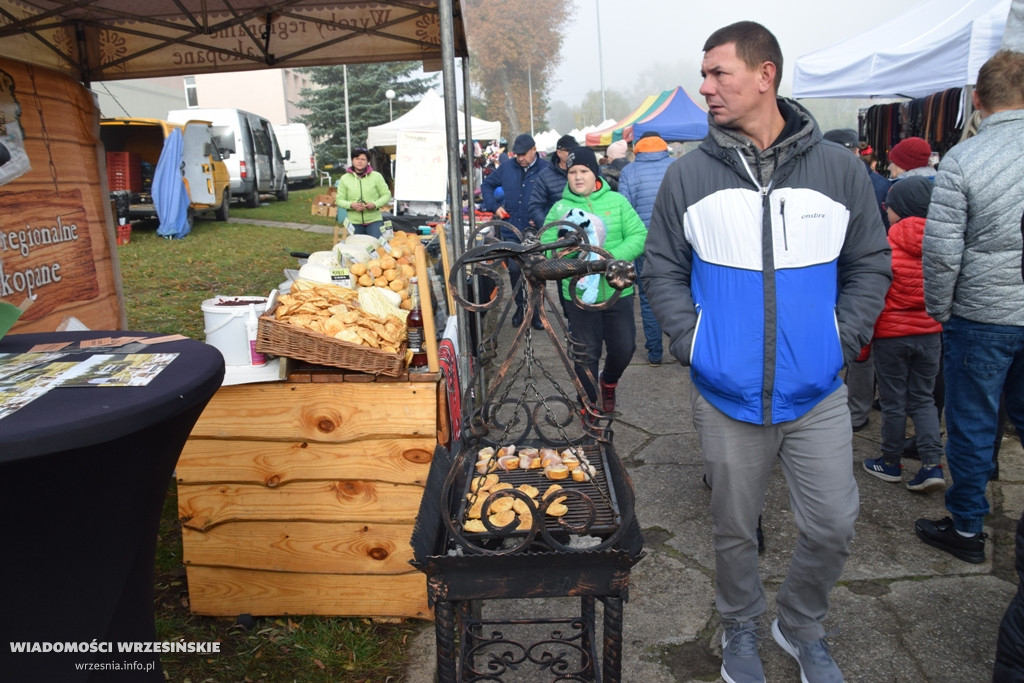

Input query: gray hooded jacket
[642,98,891,425]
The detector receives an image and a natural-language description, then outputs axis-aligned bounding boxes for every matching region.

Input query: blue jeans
[634,254,663,361]
[942,316,1024,534]
[567,294,636,403]
[351,221,383,239]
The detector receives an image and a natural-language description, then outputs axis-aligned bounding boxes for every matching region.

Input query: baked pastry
[488,509,516,528]
[463,519,486,533]
[544,464,569,480]
[546,503,569,517]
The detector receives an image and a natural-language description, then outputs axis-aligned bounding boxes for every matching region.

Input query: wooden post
[436,223,455,315]
[414,244,440,373]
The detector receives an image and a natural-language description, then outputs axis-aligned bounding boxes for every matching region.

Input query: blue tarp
[632,86,708,142]
[153,128,191,239]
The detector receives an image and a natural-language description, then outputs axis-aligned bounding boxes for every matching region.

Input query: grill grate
[454,442,620,541]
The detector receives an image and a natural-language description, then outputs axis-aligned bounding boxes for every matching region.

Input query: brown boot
[600,378,617,413]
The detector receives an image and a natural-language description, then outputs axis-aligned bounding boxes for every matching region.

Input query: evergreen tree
[297,62,436,168]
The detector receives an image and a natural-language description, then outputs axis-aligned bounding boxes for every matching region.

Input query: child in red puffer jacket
[862,176,945,493]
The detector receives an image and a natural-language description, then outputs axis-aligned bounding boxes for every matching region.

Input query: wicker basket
[256,315,407,376]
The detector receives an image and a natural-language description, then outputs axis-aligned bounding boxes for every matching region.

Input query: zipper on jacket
[779,197,789,251]
[738,151,771,196]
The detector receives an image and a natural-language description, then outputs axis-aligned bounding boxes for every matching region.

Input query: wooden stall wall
[177,372,441,620]
[0,57,124,333]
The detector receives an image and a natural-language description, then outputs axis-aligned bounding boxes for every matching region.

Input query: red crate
[106,151,142,193]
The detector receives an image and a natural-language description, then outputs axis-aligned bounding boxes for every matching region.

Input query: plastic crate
[106,152,142,193]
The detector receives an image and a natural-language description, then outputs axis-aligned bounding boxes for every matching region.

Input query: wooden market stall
[0,0,473,623]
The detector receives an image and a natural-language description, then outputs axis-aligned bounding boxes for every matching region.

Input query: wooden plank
[188,382,438,442]
[181,520,415,574]
[184,565,431,619]
[178,480,425,531]
[177,437,433,486]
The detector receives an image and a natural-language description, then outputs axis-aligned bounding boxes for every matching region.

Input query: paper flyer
[0,360,78,420]
[57,353,178,387]
[0,352,67,382]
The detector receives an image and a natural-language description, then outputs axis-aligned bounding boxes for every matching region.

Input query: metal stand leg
[435,601,458,683]
[601,596,623,683]
[580,596,596,680]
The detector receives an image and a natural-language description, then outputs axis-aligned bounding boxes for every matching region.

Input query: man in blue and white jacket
[643,21,891,683]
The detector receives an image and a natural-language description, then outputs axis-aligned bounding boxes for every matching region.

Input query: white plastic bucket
[202,296,267,365]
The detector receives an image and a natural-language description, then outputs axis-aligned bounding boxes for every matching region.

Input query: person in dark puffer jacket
[995,507,1024,681]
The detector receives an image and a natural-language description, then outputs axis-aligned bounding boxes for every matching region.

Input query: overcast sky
[549,0,924,107]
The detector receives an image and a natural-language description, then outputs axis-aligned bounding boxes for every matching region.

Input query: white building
[91,68,313,124]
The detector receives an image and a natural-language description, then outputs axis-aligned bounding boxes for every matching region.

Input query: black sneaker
[915,517,987,564]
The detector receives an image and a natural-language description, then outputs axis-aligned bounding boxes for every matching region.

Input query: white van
[168,107,289,207]
[273,123,317,188]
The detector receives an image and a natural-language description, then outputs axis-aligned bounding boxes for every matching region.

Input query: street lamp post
[385,89,396,121]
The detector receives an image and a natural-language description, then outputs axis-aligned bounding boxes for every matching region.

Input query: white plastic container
[201,296,268,366]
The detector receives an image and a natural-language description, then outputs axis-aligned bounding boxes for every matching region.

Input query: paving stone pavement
[247,219,1021,681]
[403,281,1022,683]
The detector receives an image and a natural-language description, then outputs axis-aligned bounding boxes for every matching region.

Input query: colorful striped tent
[585,87,709,147]
[584,90,673,147]
[633,86,708,141]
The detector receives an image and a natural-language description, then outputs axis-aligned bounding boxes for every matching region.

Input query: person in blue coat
[481,133,551,328]
[618,132,674,365]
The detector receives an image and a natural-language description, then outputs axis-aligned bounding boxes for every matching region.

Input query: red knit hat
[888,137,931,171]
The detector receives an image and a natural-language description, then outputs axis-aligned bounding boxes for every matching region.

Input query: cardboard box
[311,191,336,216]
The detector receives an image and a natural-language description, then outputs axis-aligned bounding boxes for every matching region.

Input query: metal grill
[410,221,646,682]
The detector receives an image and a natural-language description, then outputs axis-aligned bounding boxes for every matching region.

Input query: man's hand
[495,206,510,220]
[365,202,376,211]
[351,201,365,211]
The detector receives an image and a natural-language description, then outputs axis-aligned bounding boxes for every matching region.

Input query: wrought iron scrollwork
[441,219,638,555]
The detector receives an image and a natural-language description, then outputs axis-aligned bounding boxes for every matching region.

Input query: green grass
[230,185,340,227]
[119,218,330,340]
[120,207,422,683]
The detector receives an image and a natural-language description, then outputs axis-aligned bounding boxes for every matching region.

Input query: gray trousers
[692,385,858,641]
[846,356,875,427]
[872,334,943,466]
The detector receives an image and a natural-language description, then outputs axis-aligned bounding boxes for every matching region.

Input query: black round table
[0,331,224,682]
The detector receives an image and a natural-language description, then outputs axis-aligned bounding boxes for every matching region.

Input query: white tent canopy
[366,90,501,148]
[793,0,1012,99]
[534,129,561,153]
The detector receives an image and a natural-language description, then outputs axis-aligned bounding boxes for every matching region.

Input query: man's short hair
[975,50,1024,112]
[703,21,783,92]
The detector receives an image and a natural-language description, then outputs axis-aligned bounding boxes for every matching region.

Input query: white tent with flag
[793,0,1013,99]
[366,90,501,149]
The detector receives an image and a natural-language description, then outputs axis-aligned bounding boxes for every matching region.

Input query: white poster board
[394,129,447,203]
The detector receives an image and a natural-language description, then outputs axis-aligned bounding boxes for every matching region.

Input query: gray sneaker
[721,620,765,683]
[772,618,843,682]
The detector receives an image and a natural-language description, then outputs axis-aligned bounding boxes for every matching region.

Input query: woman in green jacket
[336,147,392,238]
[540,146,647,413]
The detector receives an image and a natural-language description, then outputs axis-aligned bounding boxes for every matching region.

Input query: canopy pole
[439,0,471,383]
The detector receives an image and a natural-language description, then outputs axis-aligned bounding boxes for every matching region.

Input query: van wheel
[215,189,230,221]
[186,207,195,231]
[275,184,289,202]
[245,191,260,208]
